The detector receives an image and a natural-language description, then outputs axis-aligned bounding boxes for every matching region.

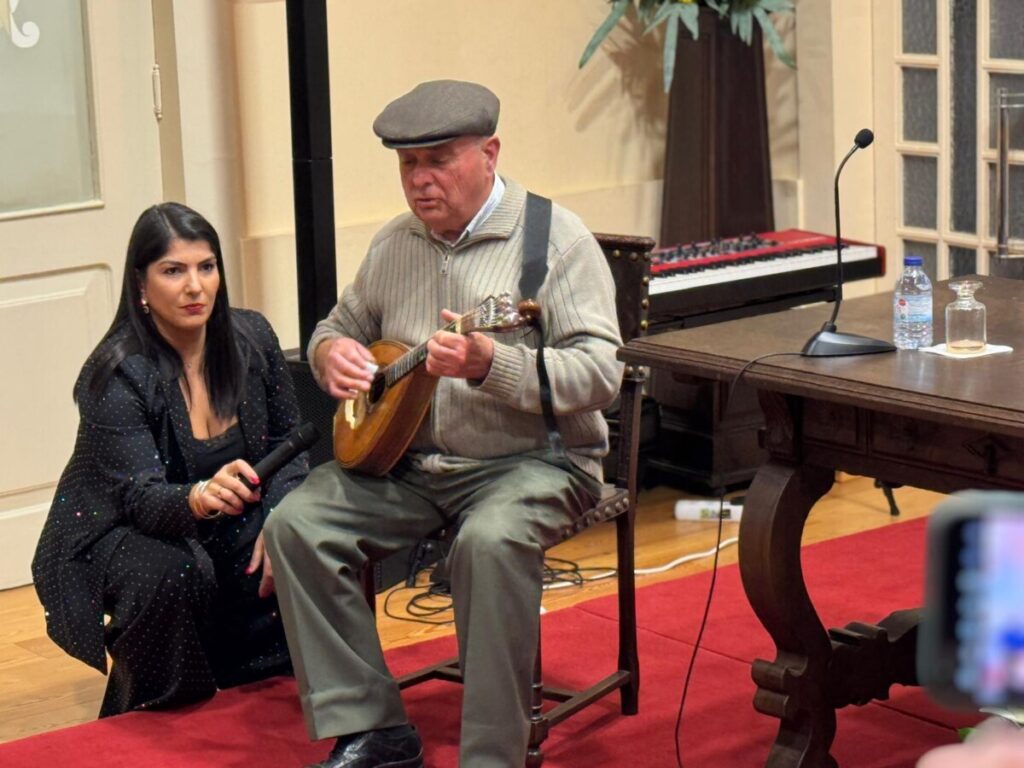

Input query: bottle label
[894,294,931,324]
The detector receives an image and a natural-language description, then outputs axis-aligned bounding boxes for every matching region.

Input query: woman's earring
[141,297,150,315]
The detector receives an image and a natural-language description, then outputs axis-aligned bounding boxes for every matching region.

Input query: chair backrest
[592,233,656,486]
[593,233,656,344]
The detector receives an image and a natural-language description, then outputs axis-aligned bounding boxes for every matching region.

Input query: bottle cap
[904,255,923,266]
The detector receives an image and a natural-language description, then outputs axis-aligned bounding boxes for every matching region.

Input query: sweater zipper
[432,245,454,453]
[438,245,453,311]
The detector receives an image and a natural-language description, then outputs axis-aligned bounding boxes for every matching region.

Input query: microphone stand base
[800,330,897,357]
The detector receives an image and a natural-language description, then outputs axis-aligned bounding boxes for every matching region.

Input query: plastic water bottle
[893,255,933,349]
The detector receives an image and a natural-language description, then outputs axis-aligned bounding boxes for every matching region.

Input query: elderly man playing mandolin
[265,79,623,768]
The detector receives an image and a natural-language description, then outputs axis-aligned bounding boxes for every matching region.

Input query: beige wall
[796,0,887,298]
[232,0,675,349]
[155,0,246,303]
[0,0,886,588]
[765,9,800,229]
[0,0,884,589]
[0,0,881,355]
[221,0,888,346]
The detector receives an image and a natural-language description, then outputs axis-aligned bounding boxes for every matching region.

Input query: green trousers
[264,452,601,768]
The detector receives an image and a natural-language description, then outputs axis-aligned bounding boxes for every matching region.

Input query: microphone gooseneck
[799,127,896,357]
[826,140,865,329]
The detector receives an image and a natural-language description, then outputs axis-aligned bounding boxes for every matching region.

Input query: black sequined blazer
[32,308,310,672]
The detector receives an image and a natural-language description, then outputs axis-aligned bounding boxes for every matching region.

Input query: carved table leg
[739,460,836,768]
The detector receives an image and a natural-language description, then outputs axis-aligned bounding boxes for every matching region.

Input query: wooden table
[619,276,1024,767]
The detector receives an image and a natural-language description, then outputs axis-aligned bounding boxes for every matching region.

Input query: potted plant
[579,0,795,92]
[578,0,796,246]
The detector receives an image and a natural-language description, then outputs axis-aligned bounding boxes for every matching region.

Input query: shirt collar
[433,175,506,246]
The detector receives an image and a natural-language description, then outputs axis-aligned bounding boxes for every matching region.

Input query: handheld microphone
[799,128,895,358]
[240,422,319,491]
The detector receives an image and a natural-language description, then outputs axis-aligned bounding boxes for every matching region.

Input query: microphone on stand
[800,128,897,357]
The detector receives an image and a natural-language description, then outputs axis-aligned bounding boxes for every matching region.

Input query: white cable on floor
[541,535,739,590]
[636,536,739,574]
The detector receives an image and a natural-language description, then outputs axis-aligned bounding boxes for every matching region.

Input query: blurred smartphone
[919,492,1024,710]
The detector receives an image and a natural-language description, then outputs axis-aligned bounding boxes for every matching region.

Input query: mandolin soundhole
[367,374,386,406]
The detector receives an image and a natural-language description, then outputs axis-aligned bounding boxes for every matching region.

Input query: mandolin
[333,293,539,475]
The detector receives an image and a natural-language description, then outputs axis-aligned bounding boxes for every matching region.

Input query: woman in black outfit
[32,203,309,717]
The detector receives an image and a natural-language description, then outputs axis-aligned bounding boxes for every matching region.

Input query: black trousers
[99,509,291,717]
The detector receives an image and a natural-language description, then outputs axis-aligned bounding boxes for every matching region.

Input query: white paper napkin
[920,343,1013,358]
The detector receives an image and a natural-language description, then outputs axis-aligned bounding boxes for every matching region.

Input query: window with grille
[895,0,1024,282]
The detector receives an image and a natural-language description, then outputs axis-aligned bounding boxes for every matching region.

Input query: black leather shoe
[310,725,424,768]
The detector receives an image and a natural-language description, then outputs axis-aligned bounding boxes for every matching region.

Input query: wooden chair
[362,233,655,767]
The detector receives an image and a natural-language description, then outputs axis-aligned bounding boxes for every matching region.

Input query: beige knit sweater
[308,178,623,480]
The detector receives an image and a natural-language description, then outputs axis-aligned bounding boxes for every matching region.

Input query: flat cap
[372,80,500,149]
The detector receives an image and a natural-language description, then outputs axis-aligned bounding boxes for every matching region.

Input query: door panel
[0,1,162,588]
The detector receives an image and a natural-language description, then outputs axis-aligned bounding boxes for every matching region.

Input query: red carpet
[0,517,976,767]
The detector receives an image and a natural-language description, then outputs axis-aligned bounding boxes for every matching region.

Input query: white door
[0,1,163,588]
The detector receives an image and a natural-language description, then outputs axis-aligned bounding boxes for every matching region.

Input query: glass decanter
[945,280,987,354]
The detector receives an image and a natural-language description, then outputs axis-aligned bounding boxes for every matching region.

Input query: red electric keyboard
[647,229,886,330]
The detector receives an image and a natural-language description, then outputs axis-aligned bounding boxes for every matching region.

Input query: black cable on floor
[382,570,453,625]
[675,351,802,768]
[385,557,613,626]
[544,556,617,587]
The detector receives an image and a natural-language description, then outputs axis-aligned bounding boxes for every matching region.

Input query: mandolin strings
[380,306,485,390]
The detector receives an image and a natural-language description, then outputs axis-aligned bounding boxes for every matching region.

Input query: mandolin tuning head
[516,299,541,324]
[473,292,539,332]
[476,293,511,330]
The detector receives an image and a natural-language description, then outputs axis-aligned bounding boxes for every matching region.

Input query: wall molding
[0,502,48,589]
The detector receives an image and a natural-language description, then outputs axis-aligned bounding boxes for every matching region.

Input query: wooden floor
[0,476,945,745]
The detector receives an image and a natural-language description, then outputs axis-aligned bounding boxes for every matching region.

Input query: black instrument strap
[520,193,564,458]
[519,193,551,300]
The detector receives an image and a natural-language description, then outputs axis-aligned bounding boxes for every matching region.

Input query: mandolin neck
[375,294,526,391]
[384,316,471,388]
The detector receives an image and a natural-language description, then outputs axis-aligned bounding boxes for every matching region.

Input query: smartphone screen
[950,510,1024,706]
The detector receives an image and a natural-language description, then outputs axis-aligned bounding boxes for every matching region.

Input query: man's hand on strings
[316,337,377,400]
[426,309,494,380]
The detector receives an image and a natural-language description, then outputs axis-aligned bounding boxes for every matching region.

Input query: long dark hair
[81,202,252,419]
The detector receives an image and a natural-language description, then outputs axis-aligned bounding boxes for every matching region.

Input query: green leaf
[580,0,796,83]
[637,0,661,23]
[646,1,699,39]
[753,6,795,67]
[958,727,974,741]
[578,0,633,69]
[731,9,754,44]
[662,12,680,93]
[758,0,795,13]
[646,0,675,33]
[678,3,700,40]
